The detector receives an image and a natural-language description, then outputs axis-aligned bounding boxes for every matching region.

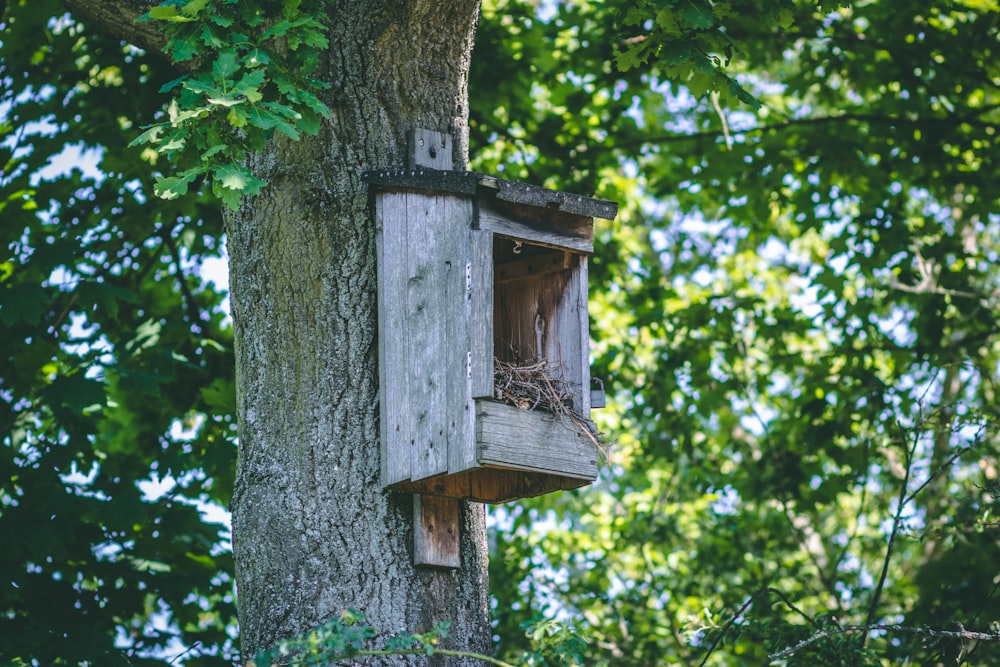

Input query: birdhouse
[366,166,617,506]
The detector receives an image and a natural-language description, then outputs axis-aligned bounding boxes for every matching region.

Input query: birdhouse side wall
[376,190,477,486]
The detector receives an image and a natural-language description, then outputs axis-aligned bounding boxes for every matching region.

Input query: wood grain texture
[406,192,452,481]
[227,0,491,658]
[363,170,618,221]
[475,400,598,480]
[477,204,594,253]
[388,468,591,503]
[413,495,460,569]
[409,128,454,170]
[468,230,494,399]
[377,192,412,485]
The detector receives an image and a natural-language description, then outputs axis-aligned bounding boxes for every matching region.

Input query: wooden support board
[476,400,598,480]
[413,495,460,569]
[409,129,461,570]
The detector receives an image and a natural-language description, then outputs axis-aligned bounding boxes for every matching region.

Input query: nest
[493,358,572,413]
[493,357,604,454]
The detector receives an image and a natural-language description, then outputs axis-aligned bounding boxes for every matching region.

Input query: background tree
[3,0,1000,665]
[476,0,1000,664]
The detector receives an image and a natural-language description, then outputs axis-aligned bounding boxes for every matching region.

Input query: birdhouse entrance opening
[492,237,589,417]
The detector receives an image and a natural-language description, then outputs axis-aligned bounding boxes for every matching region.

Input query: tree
[4,0,1000,665]
[472,0,1000,664]
[1,2,239,663]
[3,0,490,662]
[72,0,491,661]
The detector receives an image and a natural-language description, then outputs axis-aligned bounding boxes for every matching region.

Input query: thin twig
[493,356,606,454]
[770,623,1000,660]
[862,418,916,648]
[698,587,825,667]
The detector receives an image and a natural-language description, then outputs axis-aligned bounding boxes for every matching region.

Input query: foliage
[615,0,797,107]
[3,0,1000,665]
[131,0,331,210]
[1,0,236,663]
[471,0,1000,664]
[246,611,589,667]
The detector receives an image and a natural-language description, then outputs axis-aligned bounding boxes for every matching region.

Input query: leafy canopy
[3,0,1000,665]
[130,0,331,210]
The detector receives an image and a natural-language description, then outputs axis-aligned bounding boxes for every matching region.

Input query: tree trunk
[62,0,489,661]
[226,1,488,660]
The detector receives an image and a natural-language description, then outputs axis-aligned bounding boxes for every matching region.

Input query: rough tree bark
[62,0,490,661]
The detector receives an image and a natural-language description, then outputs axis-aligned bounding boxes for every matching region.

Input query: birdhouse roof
[363,169,619,221]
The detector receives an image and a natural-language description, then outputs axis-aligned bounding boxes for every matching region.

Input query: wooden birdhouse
[363,130,618,567]
[366,159,617,508]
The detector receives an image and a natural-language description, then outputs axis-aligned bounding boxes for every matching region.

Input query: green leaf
[44,371,107,414]
[180,0,211,17]
[200,378,237,413]
[682,2,715,30]
[213,163,251,191]
[128,125,164,147]
[200,144,228,161]
[206,95,245,107]
[146,5,195,22]
[76,282,137,321]
[171,33,202,62]
[0,283,48,326]
[234,69,266,103]
[154,167,204,200]
[212,50,241,81]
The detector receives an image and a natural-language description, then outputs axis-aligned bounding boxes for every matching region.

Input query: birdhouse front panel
[367,169,618,504]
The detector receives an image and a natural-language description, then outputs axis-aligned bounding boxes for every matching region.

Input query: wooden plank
[468,230,493,399]
[446,197,479,475]
[390,468,591,503]
[364,170,618,222]
[490,177,619,220]
[364,169,480,196]
[409,128,453,170]
[406,192,451,481]
[495,250,570,284]
[477,203,594,254]
[548,254,587,414]
[377,192,412,486]
[413,495,460,569]
[476,399,598,480]
[577,255,591,414]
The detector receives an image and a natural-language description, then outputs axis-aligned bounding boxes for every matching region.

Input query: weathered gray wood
[364,170,618,221]
[413,495,460,569]
[364,169,480,195]
[377,191,412,485]
[486,176,619,220]
[372,155,612,505]
[407,191,452,481]
[549,253,588,414]
[468,230,493,399]
[476,400,598,479]
[446,196,478,476]
[495,251,570,284]
[577,254,591,414]
[590,378,607,409]
[409,128,454,170]
[477,203,594,254]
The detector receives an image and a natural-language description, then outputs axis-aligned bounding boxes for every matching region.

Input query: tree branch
[770,623,1000,660]
[861,417,917,648]
[625,112,1000,149]
[60,0,173,61]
